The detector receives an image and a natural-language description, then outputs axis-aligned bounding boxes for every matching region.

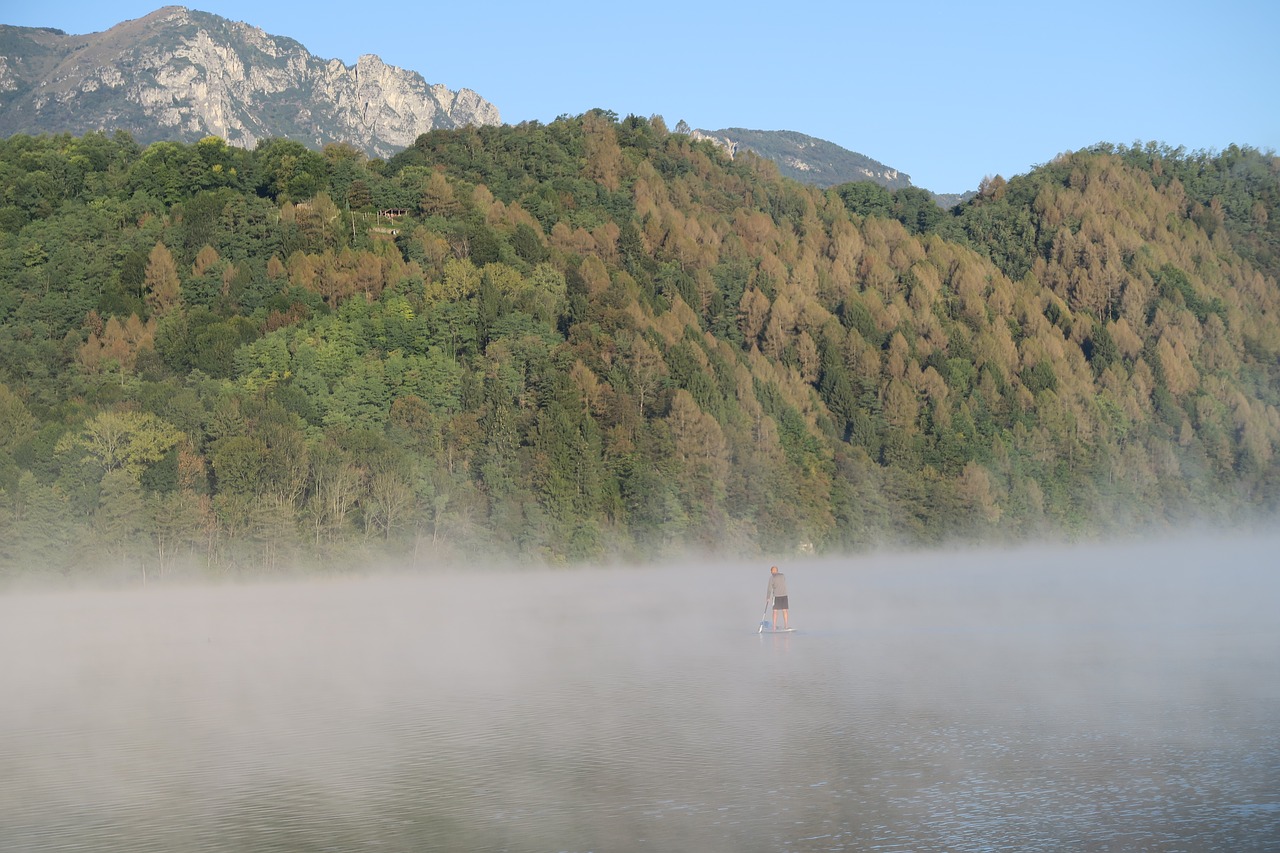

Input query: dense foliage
[1,117,1278,580]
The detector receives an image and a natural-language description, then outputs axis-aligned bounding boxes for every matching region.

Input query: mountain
[0,117,1277,576]
[689,127,910,190]
[685,126,969,206]
[0,6,500,157]
[0,8,956,202]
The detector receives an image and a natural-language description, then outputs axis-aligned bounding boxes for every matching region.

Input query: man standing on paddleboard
[766,565,790,630]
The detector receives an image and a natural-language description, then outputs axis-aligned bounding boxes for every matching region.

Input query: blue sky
[5,1,1278,193]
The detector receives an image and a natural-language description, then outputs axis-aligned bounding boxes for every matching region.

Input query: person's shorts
[773,596,788,611]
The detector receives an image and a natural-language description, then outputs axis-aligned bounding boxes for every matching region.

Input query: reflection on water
[2,535,1278,851]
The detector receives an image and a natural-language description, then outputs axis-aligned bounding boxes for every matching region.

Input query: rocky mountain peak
[0,6,501,156]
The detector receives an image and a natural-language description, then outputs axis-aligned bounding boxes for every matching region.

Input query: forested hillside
[1,114,1277,580]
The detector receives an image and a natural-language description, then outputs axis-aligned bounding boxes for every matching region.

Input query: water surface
[2,535,1277,851]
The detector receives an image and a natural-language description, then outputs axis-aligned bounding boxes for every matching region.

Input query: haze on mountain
[0,6,500,159]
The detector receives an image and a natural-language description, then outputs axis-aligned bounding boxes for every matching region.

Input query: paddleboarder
[765,565,790,630]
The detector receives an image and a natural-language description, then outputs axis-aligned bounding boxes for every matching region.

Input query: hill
[0,7,500,157]
[0,118,1277,578]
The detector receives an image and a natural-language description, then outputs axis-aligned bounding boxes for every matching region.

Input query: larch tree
[582,110,623,191]
[144,241,181,317]
[738,288,770,346]
[192,244,220,278]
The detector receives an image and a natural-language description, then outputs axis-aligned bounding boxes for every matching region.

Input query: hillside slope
[0,119,1277,576]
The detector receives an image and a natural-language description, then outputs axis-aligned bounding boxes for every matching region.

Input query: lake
[2,534,1278,851]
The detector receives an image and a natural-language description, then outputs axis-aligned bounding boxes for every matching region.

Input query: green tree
[57,411,184,477]
[0,382,35,457]
[211,435,267,497]
[1,473,88,576]
[255,138,328,200]
[150,489,207,577]
[96,468,150,579]
[834,181,894,219]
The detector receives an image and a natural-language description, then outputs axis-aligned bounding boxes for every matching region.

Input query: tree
[956,461,1002,525]
[150,489,205,577]
[211,435,267,496]
[978,174,1007,200]
[893,187,945,234]
[0,383,35,456]
[419,171,459,216]
[667,389,729,517]
[365,462,414,540]
[192,244,221,277]
[77,314,154,378]
[625,334,669,416]
[255,138,327,200]
[58,411,184,477]
[0,472,88,575]
[835,181,894,219]
[305,442,364,544]
[582,110,624,191]
[144,242,181,317]
[96,468,149,579]
[738,288,770,346]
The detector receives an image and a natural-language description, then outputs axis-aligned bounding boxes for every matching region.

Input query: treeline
[0,116,1278,580]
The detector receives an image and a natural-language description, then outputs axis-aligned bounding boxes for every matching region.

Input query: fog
[2,533,1278,851]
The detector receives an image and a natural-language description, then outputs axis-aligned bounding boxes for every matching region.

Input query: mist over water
[2,534,1278,851]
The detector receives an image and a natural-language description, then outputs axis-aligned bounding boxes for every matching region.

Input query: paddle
[758,599,772,633]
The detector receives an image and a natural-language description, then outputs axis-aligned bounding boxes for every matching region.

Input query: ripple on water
[2,540,1279,851]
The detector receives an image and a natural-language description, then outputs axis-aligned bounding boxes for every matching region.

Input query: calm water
[2,535,1278,852]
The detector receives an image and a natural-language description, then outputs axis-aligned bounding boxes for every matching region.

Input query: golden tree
[144,242,181,317]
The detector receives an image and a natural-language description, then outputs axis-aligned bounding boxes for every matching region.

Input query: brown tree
[144,242,181,317]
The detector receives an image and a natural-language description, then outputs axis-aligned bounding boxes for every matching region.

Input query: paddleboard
[760,628,796,633]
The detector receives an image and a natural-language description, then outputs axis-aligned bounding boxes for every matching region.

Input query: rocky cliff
[0,6,500,156]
